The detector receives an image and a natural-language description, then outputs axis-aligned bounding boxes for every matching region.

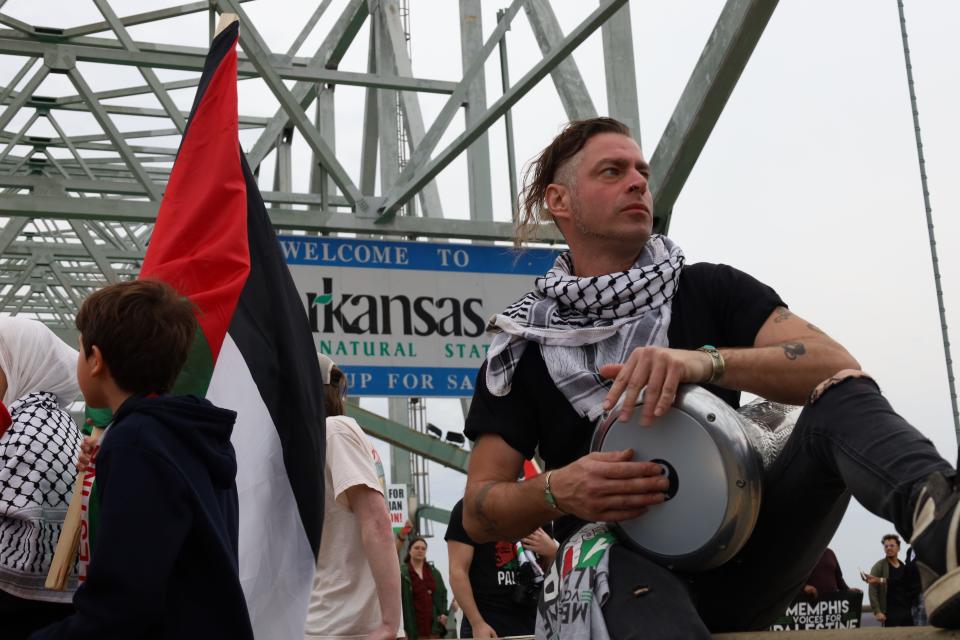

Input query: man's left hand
[600,346,712,425]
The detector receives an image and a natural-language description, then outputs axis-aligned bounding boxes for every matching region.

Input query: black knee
[807,370,879,406]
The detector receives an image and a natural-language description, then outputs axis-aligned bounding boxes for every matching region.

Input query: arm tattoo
[773,307,793,323]
[474,481,501,534]
[807,322,825,335]
[781,342,806,360]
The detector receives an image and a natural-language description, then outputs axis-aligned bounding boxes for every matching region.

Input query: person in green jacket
[865,534,915,627]
[400,537,448,639]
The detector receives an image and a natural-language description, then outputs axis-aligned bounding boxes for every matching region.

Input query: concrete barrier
[715,627,960,639]
[461,629,960,639]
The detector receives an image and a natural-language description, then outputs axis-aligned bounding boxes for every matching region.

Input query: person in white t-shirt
[305,355,403,640]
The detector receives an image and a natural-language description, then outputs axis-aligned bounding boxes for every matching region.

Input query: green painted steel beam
[417,505,452,526]
[0,30,458,94]
[244,0,368,171]
[648,0,779,234]
[218,0,363,207]
[523,0,597,120]
[62,0,257,39]
[0,175,352,208]
[377,0,627,219]
[48,100,271,126]
[371,0,524,221]
[346,404,469,474]
[0,193,562,242]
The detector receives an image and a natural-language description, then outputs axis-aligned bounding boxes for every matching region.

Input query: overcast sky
[3,0,959,606]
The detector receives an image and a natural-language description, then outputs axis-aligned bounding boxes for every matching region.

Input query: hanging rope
[896,0,960,443]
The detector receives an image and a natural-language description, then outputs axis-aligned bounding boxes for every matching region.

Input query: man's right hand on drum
[548,450,669,522]
[464,434,670,542]
[600,346,714,427]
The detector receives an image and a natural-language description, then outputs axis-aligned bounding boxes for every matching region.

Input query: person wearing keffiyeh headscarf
[460,117,960,638]
[0,318,82,639]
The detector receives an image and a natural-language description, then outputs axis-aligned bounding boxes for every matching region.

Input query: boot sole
[927,567,960,627]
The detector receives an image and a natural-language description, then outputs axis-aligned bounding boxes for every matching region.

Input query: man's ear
[544,183,571,222]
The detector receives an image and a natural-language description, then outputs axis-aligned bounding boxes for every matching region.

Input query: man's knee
[603,544,711,639]
[808,369,874,405]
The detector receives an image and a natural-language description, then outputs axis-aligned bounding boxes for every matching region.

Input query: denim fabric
[602,377,953,634]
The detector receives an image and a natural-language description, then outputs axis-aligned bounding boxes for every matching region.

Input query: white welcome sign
[282,235,559,397]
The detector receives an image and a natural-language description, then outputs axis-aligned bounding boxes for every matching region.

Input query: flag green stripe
[172,328,216,397]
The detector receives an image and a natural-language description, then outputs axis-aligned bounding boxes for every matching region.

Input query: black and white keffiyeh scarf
[485,235,684,421]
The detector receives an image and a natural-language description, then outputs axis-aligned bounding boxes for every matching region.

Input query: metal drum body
[590,385,764,572]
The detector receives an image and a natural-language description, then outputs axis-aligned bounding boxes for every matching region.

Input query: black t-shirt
[444,500,537,635]
[464,262,785,541]
[886,562,914,612]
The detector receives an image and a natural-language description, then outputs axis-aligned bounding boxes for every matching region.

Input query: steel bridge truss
[0,0,779,333]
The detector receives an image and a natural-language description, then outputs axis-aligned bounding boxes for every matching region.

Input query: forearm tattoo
[806,322,825,335]
[781,342,806,360]
[474,481,500,534]
[773,307,793,323]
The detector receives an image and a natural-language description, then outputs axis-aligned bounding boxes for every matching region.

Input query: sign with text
[386,484,409,534]
[282,235,559,397]
[769,592,862,631]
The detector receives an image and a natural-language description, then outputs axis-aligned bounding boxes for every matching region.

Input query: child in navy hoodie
[32,280,253,640]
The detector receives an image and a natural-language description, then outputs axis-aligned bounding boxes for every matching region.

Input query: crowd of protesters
[6,115,960,640]
[310,352,552,640]
[0,303,938,639]
[793,539,928,630]
[0,295,551,640]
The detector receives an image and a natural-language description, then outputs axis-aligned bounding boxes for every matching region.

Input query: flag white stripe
[207,334,315,639]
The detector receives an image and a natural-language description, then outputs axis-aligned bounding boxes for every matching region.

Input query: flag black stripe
[226,153,325,556]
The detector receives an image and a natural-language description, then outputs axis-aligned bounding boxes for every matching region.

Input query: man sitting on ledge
[462,117,959,638]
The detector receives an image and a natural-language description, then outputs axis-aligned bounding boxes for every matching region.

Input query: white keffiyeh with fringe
[485,235,685,421]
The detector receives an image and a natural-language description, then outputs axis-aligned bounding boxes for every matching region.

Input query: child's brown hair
[76,279,197,395]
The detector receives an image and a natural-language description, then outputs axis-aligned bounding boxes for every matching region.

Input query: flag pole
[45,427,104,590]
[215,13,238,38]
[45,11,240,593]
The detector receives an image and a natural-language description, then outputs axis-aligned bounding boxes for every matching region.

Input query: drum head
[591,386,762,571]
[597,407,728,557]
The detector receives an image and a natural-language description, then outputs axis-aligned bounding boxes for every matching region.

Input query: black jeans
[602,376,953,636]
[885,605,915,627]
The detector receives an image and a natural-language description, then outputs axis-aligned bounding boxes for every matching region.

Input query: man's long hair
[515,117,632,247]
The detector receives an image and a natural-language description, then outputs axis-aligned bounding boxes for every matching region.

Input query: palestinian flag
[137,21,325,637]
[522,458,541,480]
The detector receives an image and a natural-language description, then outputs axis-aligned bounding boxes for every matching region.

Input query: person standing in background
[0,318,83,639]
[801,547,860,599]
[866,534,914,627]
[401,537,448,639]
[445,499,539,638]
[305,355,402,640]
